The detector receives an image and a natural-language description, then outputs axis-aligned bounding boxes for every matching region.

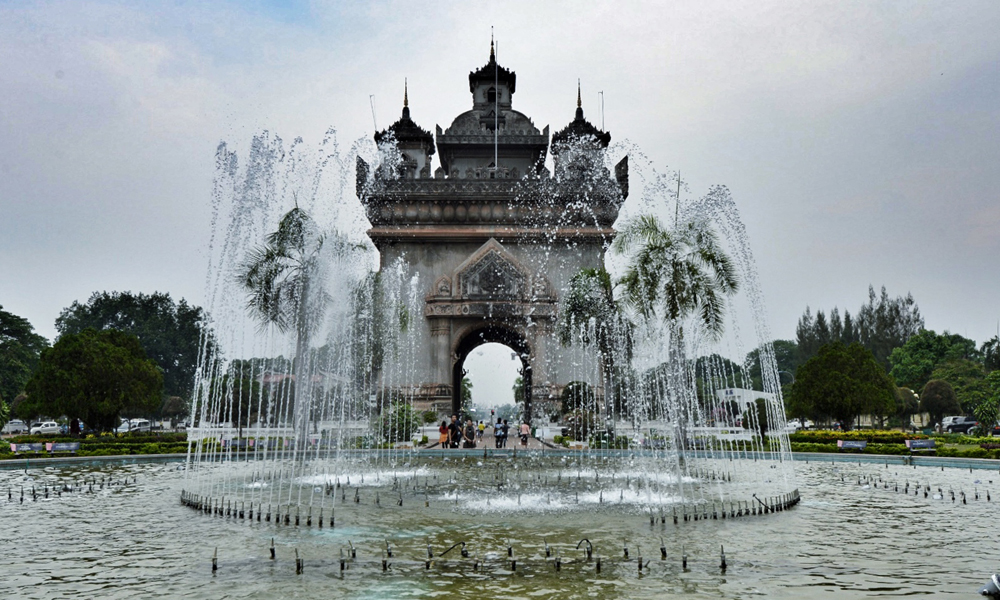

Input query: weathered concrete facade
[358,46,628,419]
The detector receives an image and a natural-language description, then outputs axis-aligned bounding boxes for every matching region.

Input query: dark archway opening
[453,324,532,422]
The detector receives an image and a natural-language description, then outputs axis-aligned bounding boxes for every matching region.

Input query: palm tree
[239,206,360,444]
[612,214,739,340]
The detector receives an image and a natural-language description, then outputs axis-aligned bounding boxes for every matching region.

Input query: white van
[117,419,152,434]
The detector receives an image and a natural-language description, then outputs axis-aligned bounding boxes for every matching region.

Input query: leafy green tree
[375,401,419,444]
[745,340,799,391]
[919,379,961,428]
[895,387,920,428]
[889,329,980,391]
[460,376,473,415]
[560,381,596,415]
[742,397,772,436]
[22,329,162,433]
[512,376,525,404]
[557,268,633,414]
[56,292,211,400]
[0,305,49,420]
[982,336,1000,373]
[971,371,1000,436]
[930,359,988,414]
[788,341,897,430]
[612,213,739,339]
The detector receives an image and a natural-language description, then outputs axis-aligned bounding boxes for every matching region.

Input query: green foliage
[930,359,988,413]
[612,213,739,339]
[982,336,1000,373]
[421,410,439,425]
[745,339,800,391]
[375,402,419,444]
[0,305,49,418]
[972,371,1000,436]
[741,397,772,436]
[919,379,961,427]
[788,341,897,430]
[56,292,211,400]
[512,376,525,404]
[895,387,920,420]
[796,286,923,370]
[22,329,163,432]
[789,430,926,444]
[560,381,596,415]
[564,409,599,441]
[888,329,979,391]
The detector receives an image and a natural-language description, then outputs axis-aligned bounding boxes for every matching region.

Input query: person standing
[463,419,477,449]
[494,419,503,448]
[448,414,462,449]
[477,420,485,442]
[438,420,449,447]
[519,421,530,447]
[500,419,510,448]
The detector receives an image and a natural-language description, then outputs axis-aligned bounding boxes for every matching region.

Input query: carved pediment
[458,241,524,300]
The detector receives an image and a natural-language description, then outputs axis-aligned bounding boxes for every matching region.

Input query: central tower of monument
[357,46,628,420]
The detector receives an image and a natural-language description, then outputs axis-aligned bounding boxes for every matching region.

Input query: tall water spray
[182,128,796,522]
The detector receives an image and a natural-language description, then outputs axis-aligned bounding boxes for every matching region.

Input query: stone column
[429,318,451,386]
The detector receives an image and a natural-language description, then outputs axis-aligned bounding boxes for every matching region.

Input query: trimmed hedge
[0,432,190,460]
[789,430,927,445]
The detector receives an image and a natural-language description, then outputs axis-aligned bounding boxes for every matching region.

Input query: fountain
[180,48,798,536]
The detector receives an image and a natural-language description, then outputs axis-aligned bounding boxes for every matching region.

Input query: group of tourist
[436,414,531,449]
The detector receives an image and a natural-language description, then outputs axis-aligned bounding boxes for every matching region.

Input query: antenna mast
[369,94,378,130]
[493,29,498,173]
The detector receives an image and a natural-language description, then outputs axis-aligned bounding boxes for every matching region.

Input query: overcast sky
[1,1,998,406]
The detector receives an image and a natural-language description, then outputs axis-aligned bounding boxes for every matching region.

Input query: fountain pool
[1,456,996,599]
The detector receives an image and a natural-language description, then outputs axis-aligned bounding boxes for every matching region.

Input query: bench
[837,440,867,452]
[905,439,936,454]
[47,442,81,454]
[10,443,45,455]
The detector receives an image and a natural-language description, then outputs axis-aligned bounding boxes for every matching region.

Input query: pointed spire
[404,78,408,108]
[490,27,495,61]
[577,79,582,108]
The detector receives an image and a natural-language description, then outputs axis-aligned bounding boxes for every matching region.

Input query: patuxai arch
[357,45,628,420]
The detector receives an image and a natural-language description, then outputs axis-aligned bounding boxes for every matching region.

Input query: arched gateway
[357,46,628,420]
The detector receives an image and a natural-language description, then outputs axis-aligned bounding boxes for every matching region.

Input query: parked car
[2,419,28,434]
[117,419,152,434]
[944,416,978,434]
[30,421,61,435]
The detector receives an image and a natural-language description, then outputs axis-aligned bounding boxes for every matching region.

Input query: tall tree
[841,310,857,344]
[855,285,923,370]
[557,267,633,415]
[0,305,49,417]
[21,329,162,432]
[919,379,961,428]
[982,335,1000,373]
[829,308,844,343]
[788,341,897,430]
[239,207,360,443]
[796,307,819,363]
[814,310,831,347]
[56,292,211,400]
